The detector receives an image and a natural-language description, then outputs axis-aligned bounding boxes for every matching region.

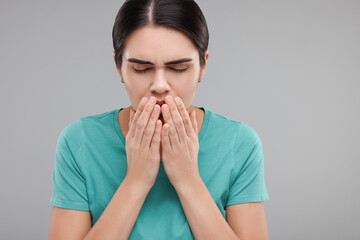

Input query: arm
[49,207,91,240]
[50,97,162,239]
[49,178,150,240]
[83,178,150,240]
[175,177,240,240]
[175,179,269,240]
[226,202,269,240]
[159,97,266,239]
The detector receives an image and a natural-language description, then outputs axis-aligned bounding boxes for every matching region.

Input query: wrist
[122,176,153,196]
[173,175,204,196]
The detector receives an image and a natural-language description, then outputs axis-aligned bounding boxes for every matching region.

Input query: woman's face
[113,25,208,118]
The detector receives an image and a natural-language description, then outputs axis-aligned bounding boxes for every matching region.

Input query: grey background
[1,0,359,239]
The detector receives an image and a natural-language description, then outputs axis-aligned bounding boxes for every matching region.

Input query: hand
[125,96,162,190]
[160,96,201,190]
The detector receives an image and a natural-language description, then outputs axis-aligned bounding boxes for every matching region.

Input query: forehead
[123,25,198,63]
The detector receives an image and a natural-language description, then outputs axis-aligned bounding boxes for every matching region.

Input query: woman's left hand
[160,96,201,191]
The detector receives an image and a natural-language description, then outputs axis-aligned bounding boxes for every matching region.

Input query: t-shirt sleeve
[50,119,89,211]
[226,124,269,206]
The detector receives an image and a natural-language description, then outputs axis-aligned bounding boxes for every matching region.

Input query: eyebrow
[127,58,193,65]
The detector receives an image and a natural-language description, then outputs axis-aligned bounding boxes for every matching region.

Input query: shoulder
[59,118,82,148]
[60,109,118,142]
[64,109,117,131]
[79,109,117,127]
[205,108,261,145]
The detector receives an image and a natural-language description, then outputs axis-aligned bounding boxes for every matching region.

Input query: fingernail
[174,97,181,105]
[166,96,173,104]
[141,97,147,104]
[149,96,156,104]
[153,105,159,113]
[163,105,169,113]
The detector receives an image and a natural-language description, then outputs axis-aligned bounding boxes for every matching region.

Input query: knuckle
[183,117,190,125]
[175,119,183,128]
[177,104,184,110]
[144,128,152,137]
[136,120,145,129]
[152,136,160,145]
[131,115,138,124]
[169,104,176,111]
[126,140,132,149]
[144,104,152,113]
[151,111,158,119]
[163,112,170,119]
[170,128,176,135]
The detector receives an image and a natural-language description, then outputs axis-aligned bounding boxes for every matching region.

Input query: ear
[199,49,209,79]
[113,51,123,79]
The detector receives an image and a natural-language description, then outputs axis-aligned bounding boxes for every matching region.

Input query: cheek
[123,80,149,111]
[172,80,198,108]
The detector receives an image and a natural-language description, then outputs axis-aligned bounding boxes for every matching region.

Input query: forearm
[175,177,239,240]
[83,177,150,240]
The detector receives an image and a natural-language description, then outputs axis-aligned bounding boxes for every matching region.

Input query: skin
[49,24,268,240]
[113,25,209,187]
[114,25,208,138]
[113,25,268,239]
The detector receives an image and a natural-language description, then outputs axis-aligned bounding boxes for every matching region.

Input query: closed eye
[169,67,187,73]
[133,67,151,73]
[132,67,188,73]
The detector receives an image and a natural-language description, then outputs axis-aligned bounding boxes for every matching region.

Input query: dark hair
[112,0,209,68]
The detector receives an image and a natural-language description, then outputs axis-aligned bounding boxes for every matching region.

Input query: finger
[162,103,180,146]
[191,109,198,135]
[141,104,161,147]
[161,123,172,149]
[150,119,162,151]
[128,109,135,129]
[134,96,157,146]
[174,96,195,137]
[126,97,147,141]
[167,96,187,142]
[131,109,135,122]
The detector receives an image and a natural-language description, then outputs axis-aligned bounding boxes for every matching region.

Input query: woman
[49,0,269,239]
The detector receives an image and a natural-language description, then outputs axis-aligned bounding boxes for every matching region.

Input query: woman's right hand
[124,96,162,191]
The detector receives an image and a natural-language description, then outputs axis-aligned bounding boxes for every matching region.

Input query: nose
[150,68,170,94]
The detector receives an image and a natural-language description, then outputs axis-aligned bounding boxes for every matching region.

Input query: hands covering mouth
[126,95,200,191]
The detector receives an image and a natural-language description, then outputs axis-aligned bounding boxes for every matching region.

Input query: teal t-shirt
[50,107,269,239]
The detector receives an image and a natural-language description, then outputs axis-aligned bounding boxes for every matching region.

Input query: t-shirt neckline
[113,106,210,145]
